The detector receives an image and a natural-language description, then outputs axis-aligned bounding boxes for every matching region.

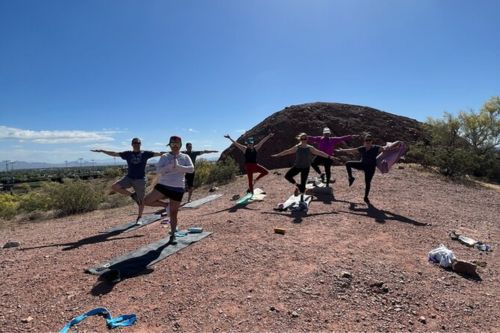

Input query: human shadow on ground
[262,210,338,224]
[90,241,174,296]
[339,202,429,226]
[207,203,259,214]
[20,230,144,251]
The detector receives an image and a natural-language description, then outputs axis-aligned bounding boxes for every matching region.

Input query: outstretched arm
[254,133,274,151]
[310,146,334,160]
[224,134,246,153]
[202,150,219,154]
[272,145,297,158]
[91,149,120,157]
[335,147,358,154]
[153,151,167,157]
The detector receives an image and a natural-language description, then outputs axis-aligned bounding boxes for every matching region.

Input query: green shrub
[103,167,123,178]
[18,192,52,212]
[46,180,104,216]
[0,194,19,220]
[206,158,240,185]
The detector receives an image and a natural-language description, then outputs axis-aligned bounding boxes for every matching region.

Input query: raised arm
[91,149,120,157]
[254,133,274,151]
[271,145,298,158]
[224,134,246,153]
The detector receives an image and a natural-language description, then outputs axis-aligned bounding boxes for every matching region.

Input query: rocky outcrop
[219,102,424,170]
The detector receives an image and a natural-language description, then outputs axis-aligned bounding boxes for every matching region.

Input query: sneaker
[135,217,144,225]
[348,177,355,187]
[130,192,139,204]
[169,235,177,245]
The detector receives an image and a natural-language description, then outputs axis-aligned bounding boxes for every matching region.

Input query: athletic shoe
[169,235,177,245]
[130,192,139,204]
[348,177,355,187]
[135,217,143,225]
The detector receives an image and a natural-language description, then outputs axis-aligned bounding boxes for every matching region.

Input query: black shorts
[185,172,195,188]
[154,184,184,202]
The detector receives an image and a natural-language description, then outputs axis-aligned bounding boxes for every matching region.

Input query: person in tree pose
[224,132,274,194]
[182,143,218,202]
[91,138,164,223]
[272,132,334,198]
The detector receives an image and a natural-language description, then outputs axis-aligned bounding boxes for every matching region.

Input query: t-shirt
[357,145,381,167]
[184,151,203,165]
[119,150,155,179]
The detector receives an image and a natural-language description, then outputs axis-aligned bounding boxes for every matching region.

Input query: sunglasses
[365,139,372,142]
[132,142,141,145]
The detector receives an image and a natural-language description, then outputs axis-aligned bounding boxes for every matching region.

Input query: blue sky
[1,0,499,164]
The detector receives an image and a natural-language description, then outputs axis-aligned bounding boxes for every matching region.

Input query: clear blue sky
[1,0,499,163]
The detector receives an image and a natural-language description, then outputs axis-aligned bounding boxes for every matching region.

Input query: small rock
[3,241,20,249]
[21,316,33,323]
[291,311,299,318]
[418,316,426,324]
[341,271,352,279]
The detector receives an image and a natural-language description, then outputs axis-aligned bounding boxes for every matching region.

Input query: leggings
[345,161,376,198]
[245,163,269,192]
[284,167,310,194]
[311,156,333,183]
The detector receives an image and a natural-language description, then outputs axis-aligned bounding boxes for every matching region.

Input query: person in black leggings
[272,132,334,197]
[336,134,388,204]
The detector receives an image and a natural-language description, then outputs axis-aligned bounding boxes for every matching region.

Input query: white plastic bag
[428,244,456,268]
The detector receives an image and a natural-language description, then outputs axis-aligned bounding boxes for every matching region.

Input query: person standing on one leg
[272,133,334,199]
[144,136,194,244]
[91,138,164,223]
[336,134,387,205]
[224,133,273,194]
[182,143,218,202]
[308,127,358,186]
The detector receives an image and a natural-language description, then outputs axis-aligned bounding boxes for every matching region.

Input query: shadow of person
[90,241,173,296]
[207,203,258,215]
[261,211,337,224]
[20,230,144,252]
[342,202,429,226]
[91,268,155,296]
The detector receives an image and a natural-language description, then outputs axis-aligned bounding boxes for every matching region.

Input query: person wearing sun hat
[224,132,274,194]
[91,138,164,223]
[308,127,359,186]
[272,132,334,198]
[144,135,194,244]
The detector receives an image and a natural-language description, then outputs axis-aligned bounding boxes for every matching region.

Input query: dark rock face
[219,102,424,170]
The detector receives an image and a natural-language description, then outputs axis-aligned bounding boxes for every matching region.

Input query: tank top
[294,146,312,168]
[245,147,257,163]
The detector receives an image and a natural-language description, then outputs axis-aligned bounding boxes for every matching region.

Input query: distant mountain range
[0,155,219,172]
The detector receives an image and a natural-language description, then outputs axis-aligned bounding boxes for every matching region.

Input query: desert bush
[206,158,240,185]
[194,158,240,186]
[0,194,19,220]
[45,180,104,216]
[18,192,52,212]
[103,167,123,178]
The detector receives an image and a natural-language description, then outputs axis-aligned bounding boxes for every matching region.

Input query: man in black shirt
[182,143,218,202]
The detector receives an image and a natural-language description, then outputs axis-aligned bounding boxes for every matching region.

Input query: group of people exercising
[92,128,389,243]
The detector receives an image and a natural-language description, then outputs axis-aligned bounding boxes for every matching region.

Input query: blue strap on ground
[59,307,136,333]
